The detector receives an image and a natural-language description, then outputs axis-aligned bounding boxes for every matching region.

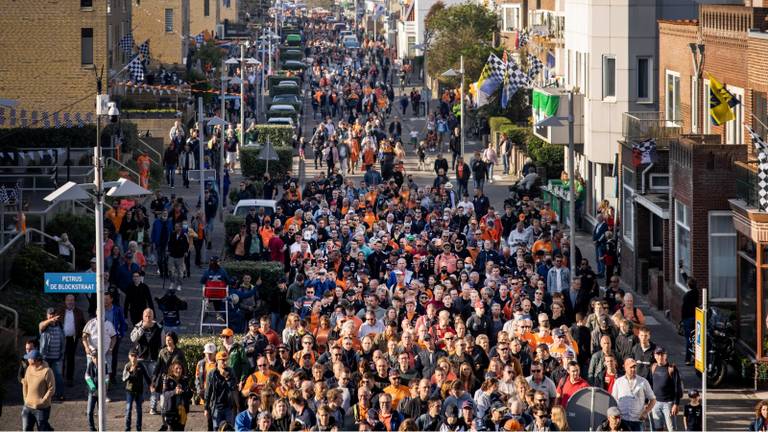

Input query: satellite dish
[565,387,617,431]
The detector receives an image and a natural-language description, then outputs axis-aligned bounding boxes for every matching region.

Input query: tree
[425,3,498,86]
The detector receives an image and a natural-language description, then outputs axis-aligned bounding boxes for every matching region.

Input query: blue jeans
[165,164,176,187]
[502,154,509,174]
[487,163,494,180]
[87,392,98,431]
[650,401,676,432]
[625,420,645,431]
[21,406,52,431]
[45,358,63,397]
[595,244,606,275]
[125,392,144,431]
[474,178,485,192]
[212,406,233,429]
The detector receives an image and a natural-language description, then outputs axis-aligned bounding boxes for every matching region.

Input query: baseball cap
[220,328,234,337]
[654,346,667,355]
[203,343,217,354]
[128,348,139,356]
[461,401,474,410]
[216,351,229,361]
[248,318,259,326]
[688,389,700,397]
[607,406,621,418]
[552,328,564,337]
[90,257,97,263]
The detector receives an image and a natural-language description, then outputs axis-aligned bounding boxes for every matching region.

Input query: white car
[233,199,277,216]
[266,117,295,127]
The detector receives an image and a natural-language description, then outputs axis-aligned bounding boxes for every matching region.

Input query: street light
[442,55,465,157]
[535,90,576,285]
[43,94,150,432]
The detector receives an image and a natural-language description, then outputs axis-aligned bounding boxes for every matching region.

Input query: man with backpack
[649,347,683,432]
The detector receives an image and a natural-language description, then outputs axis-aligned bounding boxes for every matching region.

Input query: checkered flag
[748,126,768,211]
[139,40,150,58]
[487,54,506,83]
[128,56,145,82]
[518,29,529,48]
[528,54,544,82]
[501,58,529,109]
[632,138,657,165]
[195,33,205,45]
[119,33,134,54]
[0,186,9,204]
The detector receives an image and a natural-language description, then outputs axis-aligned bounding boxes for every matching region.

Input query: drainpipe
[640,162,654,195]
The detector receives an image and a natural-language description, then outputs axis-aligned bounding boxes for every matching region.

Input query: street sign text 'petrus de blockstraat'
[44,272,97,294]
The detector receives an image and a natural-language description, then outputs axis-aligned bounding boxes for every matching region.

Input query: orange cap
[215,351,229,361]
[220,328,234,337]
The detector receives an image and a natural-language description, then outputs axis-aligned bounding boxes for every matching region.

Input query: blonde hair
[550,405,570,431]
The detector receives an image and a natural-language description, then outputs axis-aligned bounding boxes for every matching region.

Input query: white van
[232,199,277,216]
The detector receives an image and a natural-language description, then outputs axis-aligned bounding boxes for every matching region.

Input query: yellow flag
[707,73,739,126]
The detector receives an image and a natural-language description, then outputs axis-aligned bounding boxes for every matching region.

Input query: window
[726,86,744,144]
[753,91,768,138]
[81,28,94,65]
[407,36,416,57]
[81,0,93,7]
[691,76,698,133]
[709,212,737,300]
[649,174,670,192]
[622,168,635,247]
[602,55,616,99]
[675,201,691,290]
[666,70,681,126]
[650,213,663,252]
[703,79,712,134]
[501,5,521,32]
[637,56,652,103]
[204,0,210,16]
[164,8,174,33]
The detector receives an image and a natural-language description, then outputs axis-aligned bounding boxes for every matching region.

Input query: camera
[107,102,120,123]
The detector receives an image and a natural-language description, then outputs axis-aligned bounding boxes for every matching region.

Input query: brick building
[0,0,131,126]
[620,2,768,359]
[189,0,241,38]
[132,0,189,66]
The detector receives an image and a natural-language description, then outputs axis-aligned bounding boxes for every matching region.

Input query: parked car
[232,199,277,216]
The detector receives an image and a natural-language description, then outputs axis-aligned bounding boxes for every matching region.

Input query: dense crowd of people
[15,10,711,432]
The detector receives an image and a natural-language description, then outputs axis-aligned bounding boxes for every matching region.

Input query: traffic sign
[695,307,705,373]
[258,141,280,161]
[44,272,97,294]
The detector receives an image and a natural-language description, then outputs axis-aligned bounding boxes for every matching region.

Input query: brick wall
[658,21,697,134]
[132,0,186,65]
[190,0,218,36]
[0,0,117,125]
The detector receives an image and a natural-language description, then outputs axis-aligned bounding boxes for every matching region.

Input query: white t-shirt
[611,375,656,422]
[83,318,117,353]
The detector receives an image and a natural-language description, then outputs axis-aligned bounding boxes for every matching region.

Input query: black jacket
[129,321,163,361]
[167,231,189,258]
[433,157,449,176]
[204,367,237,412]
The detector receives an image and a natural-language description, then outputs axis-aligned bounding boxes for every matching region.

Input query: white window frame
[649,174,670,192]
[622,168,635,248]
[602,55,616,101]
[708,211,737,302]
[726,86,744,145]
[650,213,663,252]
[675,200,692,291]
[637,56,653,104]
[501,5,521,32]
[703,79,712,134]
[691,76,698,133]
[666,70,681,127]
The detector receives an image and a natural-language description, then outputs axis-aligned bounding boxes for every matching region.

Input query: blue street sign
[44,272,97,294]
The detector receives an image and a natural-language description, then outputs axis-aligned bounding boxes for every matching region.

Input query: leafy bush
[177,334,244,377]
[240,146,294,180]
[220,260,285,300]
[45,213,96,270]
[498,124,528,146]
[488,117,513,135]
[103,121,140,155]
[0,126,97,149]
[526,134,564,179]
[225,215,246,240]
[247,125,295,147]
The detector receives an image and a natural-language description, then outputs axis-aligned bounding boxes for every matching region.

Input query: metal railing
[24,228,76,270]
[0,303,19,348]
[0,231,26,291]
[137,137,162,164]
[622,112,681,148]
[735,160,760,208]
[105,157,140,183]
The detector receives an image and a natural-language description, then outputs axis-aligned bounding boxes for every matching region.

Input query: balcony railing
[735,160,760,209]
[622,112,681,149]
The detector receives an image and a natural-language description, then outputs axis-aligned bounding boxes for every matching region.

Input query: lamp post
[43,94,150,432]
[441,55,465,156]
[535,90,576,284]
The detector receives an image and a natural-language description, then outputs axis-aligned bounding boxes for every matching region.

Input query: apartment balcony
[730,161,768,243]
[621,112,681,149]
[531,86,583,146]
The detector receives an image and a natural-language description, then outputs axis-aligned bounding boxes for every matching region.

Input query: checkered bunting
[748,126,768,212]
[528,54,544,82]
[518,29,529,48]
[119,34,134,54]
[128,56,145,82]
[139,40,150,58]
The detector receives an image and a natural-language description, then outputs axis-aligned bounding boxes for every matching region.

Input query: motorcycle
[687,306,737,387]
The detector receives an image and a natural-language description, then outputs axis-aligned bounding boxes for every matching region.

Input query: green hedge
[0,123,139,155]
[488,116,513,135]
[494,123,564,179]
[221,260,285,300]
[225,215,246,240]
[177,335,243,378]
[240,146,294,180]
[245,125,295,147]
[498,124,528,146]
[45,213,95,270]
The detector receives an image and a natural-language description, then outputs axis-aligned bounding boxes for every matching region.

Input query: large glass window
[739,255,757,351]
[501,5,521,32]
[602,56,616,99]
[709,212,737,300]
[675,201,691,289]
[81,28,94,65]
[666,71,681,126]
[637,57,652,103]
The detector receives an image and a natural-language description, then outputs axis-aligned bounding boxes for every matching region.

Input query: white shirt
[83,318,117,353]
[526,375,557,400]
[63,309,76,337]
[611,375,655,422]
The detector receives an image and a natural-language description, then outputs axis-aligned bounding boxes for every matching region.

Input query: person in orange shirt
[241,354,281,397]
[382,369,410,408]
[136,152,151,189]
[531,231,554,256]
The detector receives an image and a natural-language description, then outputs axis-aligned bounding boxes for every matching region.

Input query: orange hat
[220,328,234,337]
[215,351,229,361]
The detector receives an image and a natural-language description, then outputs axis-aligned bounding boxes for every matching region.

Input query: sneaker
[176,284,182,291]
[149,409,159,416]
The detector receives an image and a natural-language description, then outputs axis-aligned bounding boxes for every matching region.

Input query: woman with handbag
[160,360,192,431]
